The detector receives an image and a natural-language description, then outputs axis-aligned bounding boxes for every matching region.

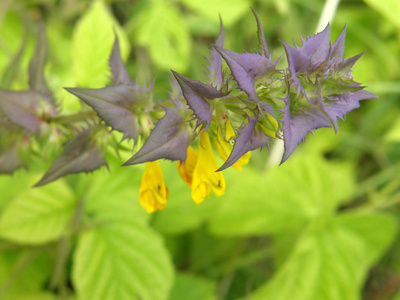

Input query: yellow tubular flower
[177,146,198,186]
[214,120,251,172]
[139,161,169,213]
[191,132,225,204]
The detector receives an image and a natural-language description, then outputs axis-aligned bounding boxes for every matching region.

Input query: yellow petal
[191,132,225,204]
[214,120,251,172]
[139,161,169,213]
[177,146,198,186]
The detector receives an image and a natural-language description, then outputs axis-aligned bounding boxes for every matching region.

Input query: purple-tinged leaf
[323,89,378,131]
[300,24,331,66]
[172,71,227,129]
[28,22,50,95]
[282,25,331,96]
[0,146,25,174]
[206,16,225,88]
[109,35,132,86]
[251,7,270,57]
[123,101,193,165]
[34,129,108,187]
[280,95,332,164]
[337,52,364,75]
[0,90,42,133]
[65,83,153,141]
[214,46,277,104]
[330,25,346,65]
[217,114,271,171]
[214,46,261,103]
[280,84,377,163]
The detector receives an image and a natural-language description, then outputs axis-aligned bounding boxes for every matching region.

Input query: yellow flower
[191,132,225,204]
[177,146,198,186]
[139,161,169,213]
[214,120,251,172]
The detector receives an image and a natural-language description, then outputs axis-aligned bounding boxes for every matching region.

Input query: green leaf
[152,160,221,235]
[0,179,77,244]
[0,33,27,89]
[134,0,190,72]
[73,220,174,300]
[168,273,216,300]
[248,213,397,300]
[72,0,129,88]
[362,0,400,29]
[0,250,50,299]
[81,154,149,224]
[0,12,32,88]
[180,0,250,27]
[7,294,57,300]
[0,170,32,211]
[209,154,355,236]
[385,115,400,142]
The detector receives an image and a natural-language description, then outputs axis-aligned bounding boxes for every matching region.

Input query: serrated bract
[172,70,228,130]
[123,100,193,165]
[34,128,108,187]
[280,25,377,163]
[66,83,153,142]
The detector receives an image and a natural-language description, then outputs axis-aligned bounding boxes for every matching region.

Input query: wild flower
[67,9,375,212]
[0,10,375,213]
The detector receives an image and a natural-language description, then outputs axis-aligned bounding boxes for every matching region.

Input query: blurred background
[1,0,400,299]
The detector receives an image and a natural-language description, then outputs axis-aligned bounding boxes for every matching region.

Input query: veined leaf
[209,154,355,236]
[73,220,174,300]
[134,0,190,72]
[248,213,396,300]
[72,0,130,88]
[0,179,76,244]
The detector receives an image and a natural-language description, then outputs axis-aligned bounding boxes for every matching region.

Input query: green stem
[51,110,97,125]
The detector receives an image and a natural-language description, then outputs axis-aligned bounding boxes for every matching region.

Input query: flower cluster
[68,10,376,213]
[0,10,376,214]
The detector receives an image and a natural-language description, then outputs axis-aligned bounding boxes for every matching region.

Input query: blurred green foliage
[1,0,400,299]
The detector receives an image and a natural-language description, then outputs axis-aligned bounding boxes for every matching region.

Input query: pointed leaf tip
[207,15,225,88]
[172,70,226,129]
[250,7,270,57]
[34,129,107,187]
[29,22,50,95]
[109,35,132,85]
[123,102,192,165]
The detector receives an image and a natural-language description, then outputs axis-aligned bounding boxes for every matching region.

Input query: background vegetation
[0,0,400,299]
